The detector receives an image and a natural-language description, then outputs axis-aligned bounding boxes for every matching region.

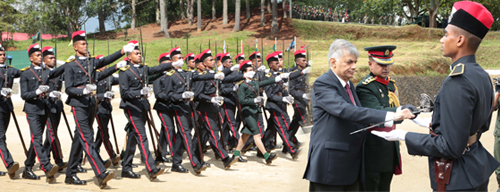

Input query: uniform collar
[0,64,5,68]
[78,56,87,60]
[133,64,141,68]
[245,79,252,83]
[450,55,476,70]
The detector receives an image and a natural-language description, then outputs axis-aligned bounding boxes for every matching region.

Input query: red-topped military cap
[158,53,171,63]
[128,40,140,50]
[239,60,253,72]
[169,47,182,58]
[28,43,41,56]
[124,57,129,61]
[294,49,306,60]
[275,51,283,59]
[449,1,493,39]
[249,52,261,60]
[185,53,195,61]
[364,45,397,65]
[42,46,54,57]
[236,53,245,62]
[194,54,201,64]
[266,52,280,63]
[72,31,86,43]
[199,49,212,62]
[220,53,231,63]
[95,55,104,59]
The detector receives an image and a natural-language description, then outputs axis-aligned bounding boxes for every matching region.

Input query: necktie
[345,83,356,106]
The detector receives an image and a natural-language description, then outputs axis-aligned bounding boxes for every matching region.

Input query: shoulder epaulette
[144,63,148,66]
[20,66,30,72]
[292,69,299,73]
[449,63,464,76]
[120,65,130,71]
[201,71,207,75]
[265,73,272,77]
[362,76,376,85]
[236,80,244,85]
[96,70,102,73]
[167,70,175,76]
[65,58,75,63]
[389,77,396,83]
[7,65,13,68]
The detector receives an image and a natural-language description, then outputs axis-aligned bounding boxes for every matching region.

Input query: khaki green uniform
[494,97,500,179]
[356,73,402,191]
[238,78,275,135]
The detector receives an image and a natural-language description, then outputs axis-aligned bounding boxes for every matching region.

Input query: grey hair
[328,39,359,62]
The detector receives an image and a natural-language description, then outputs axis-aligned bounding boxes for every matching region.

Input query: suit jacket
[303,69,387,186]
[405,55,500,190]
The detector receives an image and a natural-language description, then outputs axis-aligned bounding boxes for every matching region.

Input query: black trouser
[263,109,296,153]
[171,110,200,167]
[43,107,64,165]
[95,113,117,160]
[157,111,178,161]
[25,113,54,172]
[221,103,240,148]
[364,171,394,191]
[0,110,14,168]
[199,110,228,160]
[309,180,360,192]
[192,111,210,162]
[66,106,106,177]
[289,103,308,144]
[122,109,157,173]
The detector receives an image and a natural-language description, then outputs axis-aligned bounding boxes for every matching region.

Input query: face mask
[244,71,256,79]
[174,59,184,67]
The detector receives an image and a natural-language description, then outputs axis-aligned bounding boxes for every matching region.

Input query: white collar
[78,56,87,60]
[333,71,349,88]
[33,66,42,70]
[0,64,5,68]
[177,69,183,72]
[133,64,141,68]
[245,79,252,83]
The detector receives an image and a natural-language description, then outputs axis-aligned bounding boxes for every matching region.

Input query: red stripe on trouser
[72,107,101,175]
[127,110,151,172]
[96,116,112,158]
[0,149,6,167]
[295,104,306,123]
[204,112,224,158]
[273,112,295,153]
[281,114,290,130]
[257,114,263,136]
[175,111,196,167]
[45,121,58,157]
[158,112,174,157]
[223,105,237,138]
[26,114,46,172]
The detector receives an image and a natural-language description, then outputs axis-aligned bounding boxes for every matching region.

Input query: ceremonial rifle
[107,37,120,154]
[54,34,73,140]
[214,41,226,150]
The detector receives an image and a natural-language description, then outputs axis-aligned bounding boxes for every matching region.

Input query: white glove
[282,96,294,104]
[257,66,266,72]
[280,73,290,79]
[283,82,289,87]
[371,130,408,141]
[233,84,239,91]
[214,72,225,80]
[302,67,311,74]
[104,91,115,99]
[412,117,432,128]
[182,91,194,99]
[230,64,240,71]
[210,96,224,106]
[254,96,264,103]
[36,85,50,95]
[275,75,282,82]
[117,61,127,68]
[1,88,12,97]
[217,65,224,72]
[140,87,150,95]
[49,91,61,98]
[123,44,135,53]
[308,60,313,66]
[302,93,310,100]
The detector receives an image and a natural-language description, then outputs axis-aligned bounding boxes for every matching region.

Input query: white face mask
[174,59,184,67]
[244,71,256,79]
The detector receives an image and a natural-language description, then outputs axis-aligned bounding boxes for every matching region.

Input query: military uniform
[288,65,309,144]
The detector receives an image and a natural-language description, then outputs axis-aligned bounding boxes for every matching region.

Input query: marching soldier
[0,43,21,179]
[94,55,122,167]
[288,50,311,146]
[356,45,405,191]
[372,2,500,191]
[20,44,61,182]
[185,53,196,71]
[119,40,174,180]
[64,31,128,188]
[235,53,245,65]
[40,46,68,172]
[231,60,282,164]
[155,52,174,164]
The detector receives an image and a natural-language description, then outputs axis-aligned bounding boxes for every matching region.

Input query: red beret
[294,49,306,59]
[158,52,171,63]
[199,49,212,62]
[169,47,182,57]
[236,53,245,61]
[239,60,253,72]
[185,53,195,61]
[42,46,54,57]
[266,52,280,63]
[28,43,41,56]
[249,52,261,60]
[72,31,86,42]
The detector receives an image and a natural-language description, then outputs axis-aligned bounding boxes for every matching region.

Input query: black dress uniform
[220,70,244,149]
[95,66,120,165]
[288,65,309,144]
[64,50,123,181]
[0,63,21,178]
[119,62,171,177]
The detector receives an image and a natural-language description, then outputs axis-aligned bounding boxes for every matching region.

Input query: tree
[92,0,120,34]
[271,0,278,34]
[131,0,136,29]
[233,0,241,31]
[283,1,287,18]
[223,0,228,24]
[246,0,250,19]
[426,0,440,28]
[0,0,22,41]
[187,0,194,25]
[160,0,169,38]
[212,0,216,20]
[180,0,186,20]
[197,0,201,31]
[260,0,265,26]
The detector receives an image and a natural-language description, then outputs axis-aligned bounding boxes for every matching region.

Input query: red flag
[300,44,307,50]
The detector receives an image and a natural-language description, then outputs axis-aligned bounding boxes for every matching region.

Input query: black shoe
[241,143,254,155]
[112,156,121,167]
[104,159,111,169]
[96,171,114,189]
[256,151,265,159]
[57,162,68,172]
[65,175,87,185]
[276,145,283,149]
[121,170,141,179]
[171,165,188,173]
[203,145,210,153]
[0,171,5,176]
[223,156,238,170]
[7,162,19,179]
[45,164,59,183]
[265,153,279,165]
[22,167,40,180]
[148,167,165,181]
[193,163,208,175]
[131,164,138,168]
[290,149,302,160]
[165,151,171,156]
[201,161,211,168]
[238,156,247,162]
[155,156,172,164]
[76,164,87,173]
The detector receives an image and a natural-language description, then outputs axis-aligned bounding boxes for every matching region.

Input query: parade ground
[0,99,497,191]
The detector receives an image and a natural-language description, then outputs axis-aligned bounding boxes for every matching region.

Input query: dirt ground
[0,100,499,191]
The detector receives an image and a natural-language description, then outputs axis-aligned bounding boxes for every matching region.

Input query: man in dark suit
[302,39,414,191]
[372,1,500,191]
